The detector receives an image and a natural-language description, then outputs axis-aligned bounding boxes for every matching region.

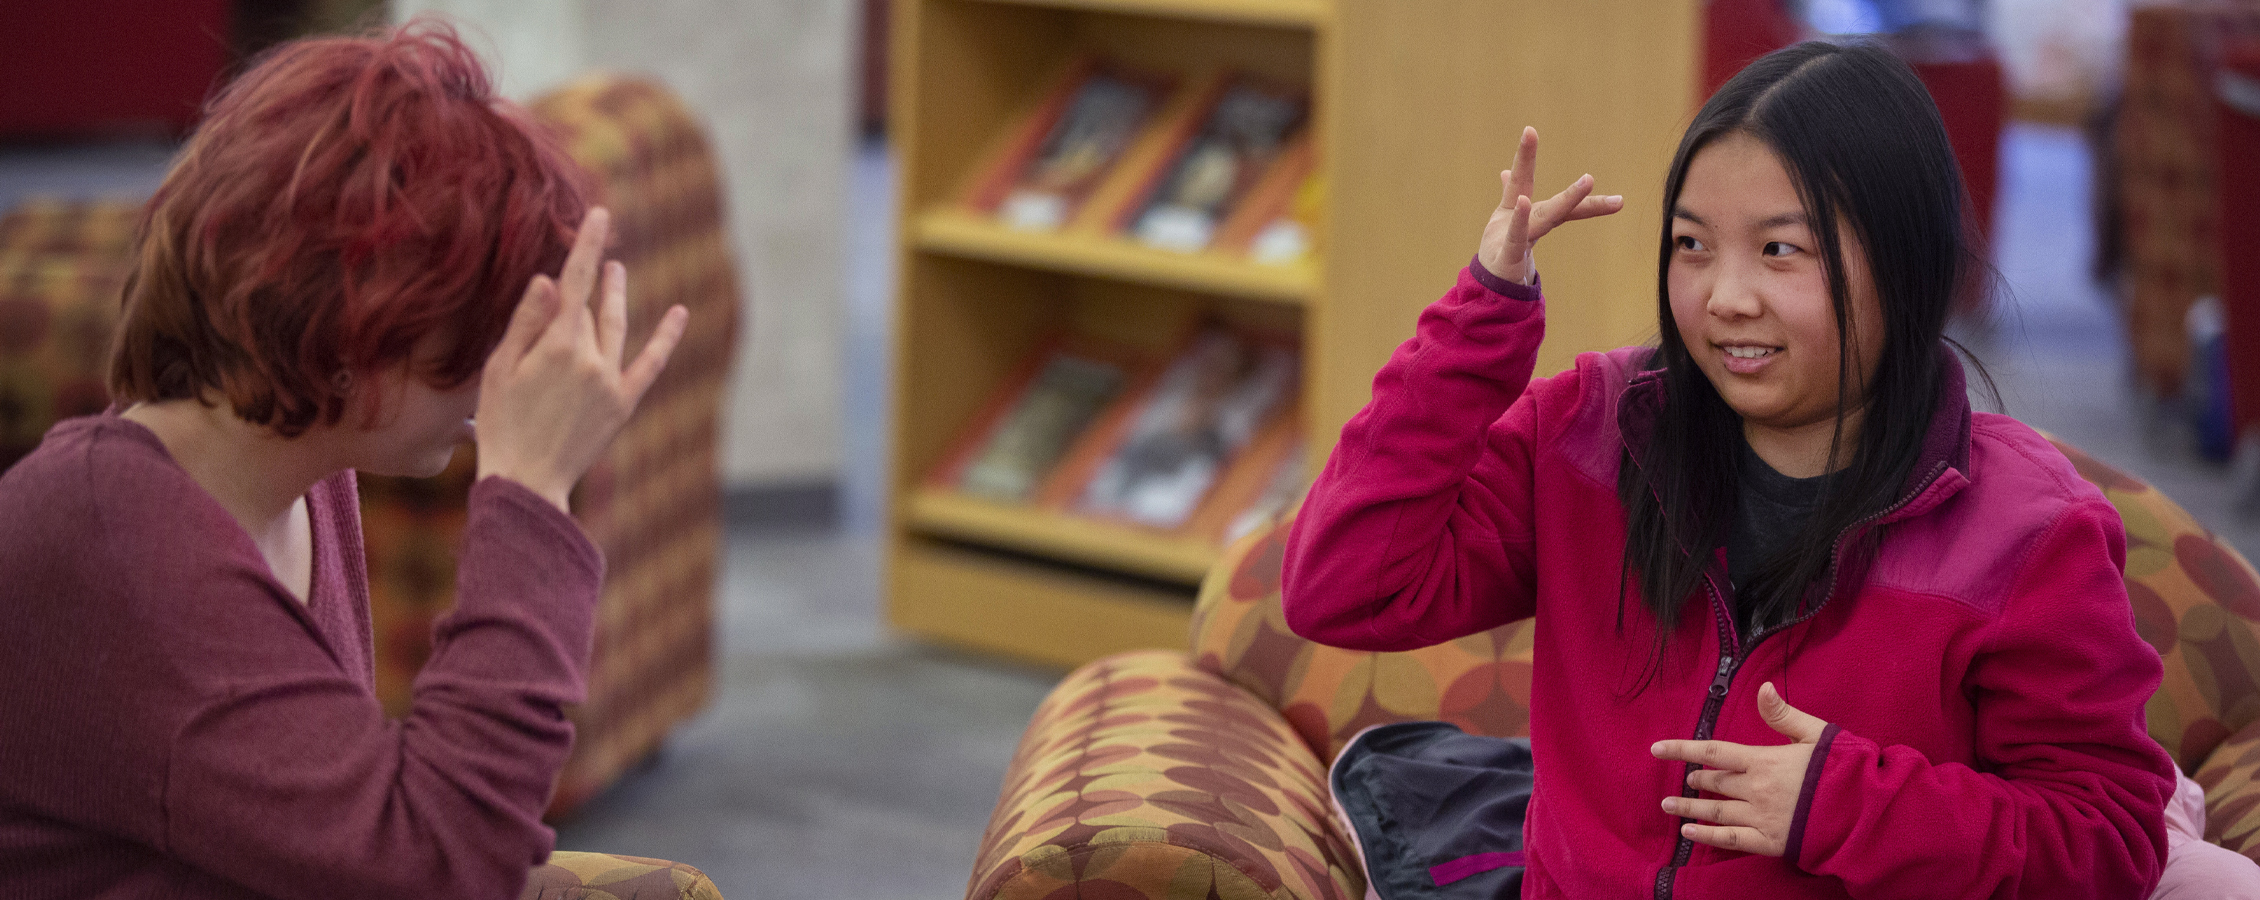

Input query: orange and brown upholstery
[967,436,2260,899]
[0,199,136,471]
[523,852,724,900]
[358,72,740,815]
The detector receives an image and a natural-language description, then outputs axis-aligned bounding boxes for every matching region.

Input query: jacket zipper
[1651,460,1951,898]
[1657,574,1742,899]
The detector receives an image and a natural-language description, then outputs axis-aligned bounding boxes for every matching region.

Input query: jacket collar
[1616,342,1974,516]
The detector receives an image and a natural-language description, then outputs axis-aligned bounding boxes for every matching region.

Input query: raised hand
[1478,126,1626,285]
[1648,682,1829,858]
[474,207,690,513]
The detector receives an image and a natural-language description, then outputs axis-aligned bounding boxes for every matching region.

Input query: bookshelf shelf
[915,209,1318,304]
[964,0,1330,29]
[891,539,1198,668]
[888,0,1696,670]
[907,488,1221,584]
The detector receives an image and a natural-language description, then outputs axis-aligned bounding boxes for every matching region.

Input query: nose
[1704,256,1763,320]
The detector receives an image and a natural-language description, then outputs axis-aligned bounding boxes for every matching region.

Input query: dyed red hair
[109,18,589,436]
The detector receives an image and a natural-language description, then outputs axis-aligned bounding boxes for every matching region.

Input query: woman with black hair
[1284,41,2213,898]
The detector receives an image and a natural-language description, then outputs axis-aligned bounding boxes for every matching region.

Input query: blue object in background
[2190,296,2236,462]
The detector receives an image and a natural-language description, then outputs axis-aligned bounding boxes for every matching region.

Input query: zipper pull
[1709,656,1734,699]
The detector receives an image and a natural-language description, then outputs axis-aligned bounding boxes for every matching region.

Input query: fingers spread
[1652,739,1748,770]
[492,276,559,372]
[1566,193,1626,222]
[558,207,612,310]
[599,260,629,366]
[620,304,690,406]
[1534,173,1595,238]
[1502,195,1532,274]
[1680,822,1781,857]
[1663,795,1751,827]
[1684,766,1746,797]
[1508,126,1537,212]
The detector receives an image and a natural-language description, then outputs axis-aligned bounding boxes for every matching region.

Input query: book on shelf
[1220,435,1306,544]
[1211,134,1320,266]
[925,338,1146,505]
[1066,324,1300,531]
[1111,73,1310,255]
[959,58,1176,234]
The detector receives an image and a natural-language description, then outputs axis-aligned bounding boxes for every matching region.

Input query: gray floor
[7,123,2254,897]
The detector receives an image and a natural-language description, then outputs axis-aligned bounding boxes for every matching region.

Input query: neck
[121,400,338,544]
[1744,410,1862,480]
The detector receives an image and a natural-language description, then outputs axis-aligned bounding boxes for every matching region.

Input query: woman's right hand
[1478,126,1625,284]
[474,207,690,513]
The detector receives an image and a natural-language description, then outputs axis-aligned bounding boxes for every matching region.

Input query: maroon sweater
[0,415,602,898]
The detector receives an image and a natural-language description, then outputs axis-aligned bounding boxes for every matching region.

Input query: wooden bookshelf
[888,0,1697,669]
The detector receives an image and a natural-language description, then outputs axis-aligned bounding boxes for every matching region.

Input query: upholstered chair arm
[965,650,1366,900]
[522,852,724,899]
[2193,719,2260,864]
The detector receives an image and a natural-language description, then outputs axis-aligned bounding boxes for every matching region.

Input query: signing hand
[475,207,691,513]
[1477,126,1625,285]
[1648,682,1829,858]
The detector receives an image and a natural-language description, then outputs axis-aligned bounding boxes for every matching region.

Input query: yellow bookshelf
[888,0,1698,669]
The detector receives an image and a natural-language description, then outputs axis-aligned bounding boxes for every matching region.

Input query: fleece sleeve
[155,477,602,899]
[1791,498,2174,899]
[1282,261,1556,651]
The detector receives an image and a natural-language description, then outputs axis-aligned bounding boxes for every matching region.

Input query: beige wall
[395,0,854,488]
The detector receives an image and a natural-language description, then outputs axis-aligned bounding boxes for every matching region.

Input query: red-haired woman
[0,21,688,898]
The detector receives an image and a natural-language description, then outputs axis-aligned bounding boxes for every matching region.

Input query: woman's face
[1667,132,1886,458]
[343,336,480,479]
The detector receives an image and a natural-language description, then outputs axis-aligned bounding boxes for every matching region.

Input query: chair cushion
[967,650,1362,900]
[2190,718,2260,863]
[1189,522,1535,764]
[2051,438,2260,772]
[525,852,724,899]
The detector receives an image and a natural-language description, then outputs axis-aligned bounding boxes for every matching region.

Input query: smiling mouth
[1723,346,1778,359]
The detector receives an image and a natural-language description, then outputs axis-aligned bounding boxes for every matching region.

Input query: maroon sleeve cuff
[1784,722,1841,868]
[1466,254,1542,301]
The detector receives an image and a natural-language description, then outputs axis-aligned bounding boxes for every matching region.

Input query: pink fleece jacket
[0,415,601,899]
[1284,264,2175,899]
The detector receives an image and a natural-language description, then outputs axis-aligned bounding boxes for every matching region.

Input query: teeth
[1725,346,1773,359]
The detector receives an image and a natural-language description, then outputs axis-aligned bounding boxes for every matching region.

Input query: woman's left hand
[1649,682,1830,857]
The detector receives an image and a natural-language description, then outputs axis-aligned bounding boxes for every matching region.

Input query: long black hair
[1616,41,1987,649]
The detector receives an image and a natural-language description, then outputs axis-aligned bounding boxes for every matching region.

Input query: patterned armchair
[0,74,737,885]
[966,437,2260,899]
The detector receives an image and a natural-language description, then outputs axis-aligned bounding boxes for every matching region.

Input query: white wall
[395,0,853,488]
[1988,0,2128,103]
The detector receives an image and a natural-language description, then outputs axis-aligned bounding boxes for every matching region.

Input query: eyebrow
[1671,207,1811,230]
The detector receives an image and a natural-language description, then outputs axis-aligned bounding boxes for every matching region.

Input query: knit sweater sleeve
[1281,261,1555,650]
[1791,496,2174,899]
[149,475,602,899]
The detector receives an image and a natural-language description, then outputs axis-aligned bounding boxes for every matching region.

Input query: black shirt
[1725,437,1835,640]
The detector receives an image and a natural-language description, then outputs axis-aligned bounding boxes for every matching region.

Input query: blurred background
[4,0,2258,896]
